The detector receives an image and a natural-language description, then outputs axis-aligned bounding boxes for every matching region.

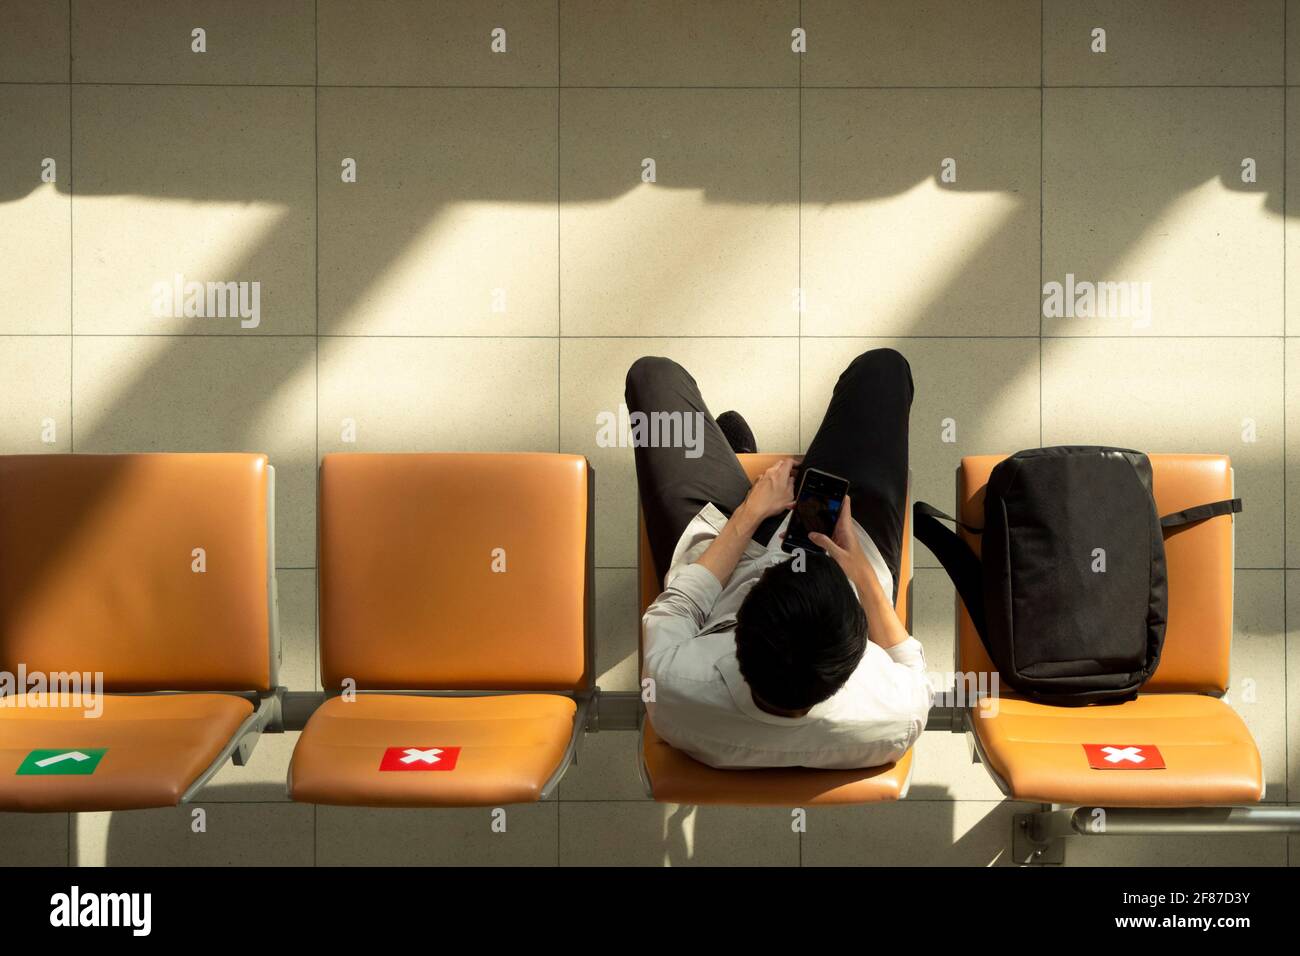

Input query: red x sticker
[1083,744,1165,770]
[379,746,461,771]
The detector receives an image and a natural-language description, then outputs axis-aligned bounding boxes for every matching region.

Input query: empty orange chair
[637,453,916,805]
[289,453,593,807]
[956,454,1262,807]
[0,453,279,811]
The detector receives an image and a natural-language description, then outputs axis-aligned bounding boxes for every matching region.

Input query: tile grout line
[67,1,74,864]
[9,81,1300,90]
[557,0,562,867]
[313,0,320,868]
[1038,0,1044,447]
[1283,0,1290,857]
[798,0,804,867]
[13,332,1300,340]
[67,0,73,455]
[557,0,562,461]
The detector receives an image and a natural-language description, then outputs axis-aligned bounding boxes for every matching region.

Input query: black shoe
[717,411,757,455]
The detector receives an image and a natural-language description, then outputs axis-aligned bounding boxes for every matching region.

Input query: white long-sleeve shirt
[642,503,933,770]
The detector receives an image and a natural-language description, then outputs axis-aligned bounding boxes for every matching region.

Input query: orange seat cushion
[0,453,272,692]
[0,693,254,811]
[971,694,1263,807]
[642,721,913,806]
[289,694,578,808]
[318,453,590,691]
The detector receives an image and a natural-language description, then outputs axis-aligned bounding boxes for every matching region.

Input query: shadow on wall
[1,84,1285,629]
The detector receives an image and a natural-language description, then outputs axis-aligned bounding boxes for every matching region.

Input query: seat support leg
[231,687,284,766]
[231,732,259,767]
[179,690,283,804]
[1014,806,1067,864]
[537,692,597,801]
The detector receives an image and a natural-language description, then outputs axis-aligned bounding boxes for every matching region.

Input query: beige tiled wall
[0,0,1294,867]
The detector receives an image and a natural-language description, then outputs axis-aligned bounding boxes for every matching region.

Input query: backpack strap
[912,501,988,642]
[913,501,984,534]
[1159,497,1242,530]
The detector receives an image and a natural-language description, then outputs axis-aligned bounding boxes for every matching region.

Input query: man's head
[734,554,867,715]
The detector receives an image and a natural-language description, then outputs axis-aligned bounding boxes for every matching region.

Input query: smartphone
[781,467,850,555]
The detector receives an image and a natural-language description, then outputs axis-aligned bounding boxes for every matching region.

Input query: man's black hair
[734,553,867,712]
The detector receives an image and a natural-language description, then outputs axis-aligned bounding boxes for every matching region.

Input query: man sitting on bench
[628,349,932,769]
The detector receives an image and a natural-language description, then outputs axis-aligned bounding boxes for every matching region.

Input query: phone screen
[782,468,850,554]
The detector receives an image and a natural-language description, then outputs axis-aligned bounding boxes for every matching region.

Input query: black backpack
[914,446,1241,705]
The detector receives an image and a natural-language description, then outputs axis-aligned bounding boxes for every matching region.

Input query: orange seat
[970,695,1260,807]
[289,695,577,807]
[637,453,915,806]
[956,454,1263,807]
[0,453,277,812]
[642,720,912,806]
[289,453,593,808]
[0,693,254,812]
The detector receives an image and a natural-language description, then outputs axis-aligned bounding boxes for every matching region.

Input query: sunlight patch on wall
[560,182,800,337]
[1084,177,1281,335]
[71,195,292,335]
[0,180,69,334]
[803,179,1024,336]
[324,200,559,337]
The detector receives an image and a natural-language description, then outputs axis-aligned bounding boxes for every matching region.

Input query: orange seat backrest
[955,453,1235,694]
[0,453,272,692]
[318,453,592,692]
[638,452,912,626]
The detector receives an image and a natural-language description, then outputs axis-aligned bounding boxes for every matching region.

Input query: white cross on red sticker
[1082,743,1165,770]
[379,746,462,772]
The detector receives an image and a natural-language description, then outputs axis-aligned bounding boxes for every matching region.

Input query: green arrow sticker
[16,748,107,776]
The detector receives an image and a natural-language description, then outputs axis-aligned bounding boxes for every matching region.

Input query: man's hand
[808,495,870,584]
[810,495,910,649]
[696,458,795,588]
[740,457,797,521]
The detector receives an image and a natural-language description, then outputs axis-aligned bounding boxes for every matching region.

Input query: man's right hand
[740,457,797,521]
[697,458,795,589]
[811,495,910,648]
[808,494,869,584]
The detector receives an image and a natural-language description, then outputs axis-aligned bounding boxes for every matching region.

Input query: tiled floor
[0,0,1296,866]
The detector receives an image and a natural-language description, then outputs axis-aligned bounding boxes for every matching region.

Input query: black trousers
[625,349,913,601]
